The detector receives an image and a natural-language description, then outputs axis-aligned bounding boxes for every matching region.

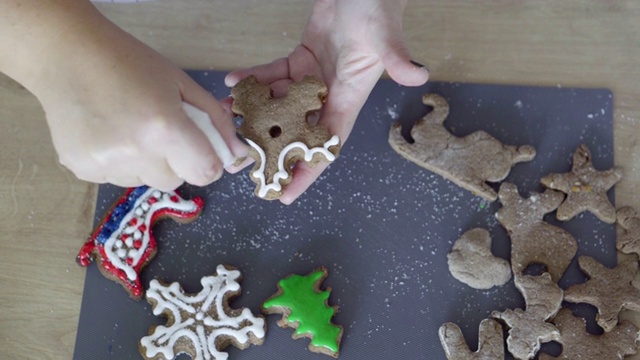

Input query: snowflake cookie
[231,75,341,200]
[262,267,343,358]
[77,186,203,299]
[139,265,266,360]
[539,308,639,359]
[564,255,640,332]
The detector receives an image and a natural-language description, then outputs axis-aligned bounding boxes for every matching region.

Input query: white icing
[182,102,235,168]
[103,188,200,281]
[247,135,340,198]
[140,265,265,360]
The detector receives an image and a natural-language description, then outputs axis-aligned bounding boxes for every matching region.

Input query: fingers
[181,76,248,161]
[224,57,290,87]
[279,161,330,205]
[380,39,430,87]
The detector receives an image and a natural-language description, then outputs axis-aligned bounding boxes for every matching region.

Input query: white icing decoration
[247,135,340,198]
[141,202,150,212]
[103,188,200,281]
[135,208,144,216]
[133,230,142,240]
[115,240,123,248]
[140,265,265,360]
[116,249,127,258]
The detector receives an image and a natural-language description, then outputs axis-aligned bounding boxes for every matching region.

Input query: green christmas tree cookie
[262,267,343,358]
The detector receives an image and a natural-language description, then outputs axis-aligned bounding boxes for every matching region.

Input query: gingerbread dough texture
[447,228,512,289]
[495,183,577,282]
[540,144,623,223]
[538,308,639,360]
[388,93,536,201]
[491,273,563,360]
[439,319,505,360]
[232,75,341,200]
[564,255,640,332]
[617,206,640,257]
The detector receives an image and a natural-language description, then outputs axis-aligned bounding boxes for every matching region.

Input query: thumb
[380,38,430,87]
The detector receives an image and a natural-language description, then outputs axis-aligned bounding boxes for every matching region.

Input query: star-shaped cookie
[564,255,640,332]
[540,144,623,223]
[617,206,640,257]
[538,308,639,359]
[439,319,505,359]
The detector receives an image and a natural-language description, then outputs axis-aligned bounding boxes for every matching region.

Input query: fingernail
[236,131,249,145]
[410,60,429,73]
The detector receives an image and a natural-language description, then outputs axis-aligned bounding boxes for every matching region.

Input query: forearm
[0,1,112,92]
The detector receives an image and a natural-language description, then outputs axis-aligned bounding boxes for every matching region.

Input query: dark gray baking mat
[74,70,615,360]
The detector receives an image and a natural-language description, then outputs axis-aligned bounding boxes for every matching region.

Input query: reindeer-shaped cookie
[389,94,536,201]
[232,75,341,200]
[495,183,577,282]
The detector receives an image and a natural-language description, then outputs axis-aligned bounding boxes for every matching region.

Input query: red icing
[76,188,204,299]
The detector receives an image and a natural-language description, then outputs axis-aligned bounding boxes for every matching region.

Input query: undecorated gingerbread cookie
[231,75,341,200]
[447,228,511,289]
[540,144,623,223]
[539,308,639,359]
[439,319,505,360]
[495,183,577,282]
[617,206,640,257]
[77,186,203,300]
[388,93,536,201]
[564,255,640,332]
[262,267,343,358]
[139,265,266,360]
[491,273,563,360]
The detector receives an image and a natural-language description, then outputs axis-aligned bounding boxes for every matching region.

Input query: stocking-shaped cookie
[439,319,505,359]
[232,75,341,200]
[541,144,623,223]
[492,273,563,360]
[496,183,577,282]
[389,93,536,201]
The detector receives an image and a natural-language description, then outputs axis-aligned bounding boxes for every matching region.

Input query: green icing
[263,270,341,353]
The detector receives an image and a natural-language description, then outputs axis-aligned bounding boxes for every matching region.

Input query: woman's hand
[226,0,429,204]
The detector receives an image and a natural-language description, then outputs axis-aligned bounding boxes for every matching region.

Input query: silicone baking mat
[74,71,615,359]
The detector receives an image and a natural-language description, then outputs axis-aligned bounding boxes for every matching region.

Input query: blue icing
[95,186,150,245]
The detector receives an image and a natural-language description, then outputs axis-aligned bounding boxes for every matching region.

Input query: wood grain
[1,1,638,358]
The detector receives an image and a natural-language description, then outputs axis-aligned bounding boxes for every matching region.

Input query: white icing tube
[182,102,235,168]
[247,135,340,198]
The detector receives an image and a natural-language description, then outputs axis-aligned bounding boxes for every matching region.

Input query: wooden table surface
[1,1,639,359]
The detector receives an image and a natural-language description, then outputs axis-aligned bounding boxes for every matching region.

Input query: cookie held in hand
[232,75,341,200]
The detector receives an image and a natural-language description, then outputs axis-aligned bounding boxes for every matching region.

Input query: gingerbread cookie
[77,186,203,299]
[388,93,536,201]
[447,228,511,289]
[495,182,577,282]
[231,75,341,200]
[439,319,505,360]
[262,267,343,358]
[139,265,266,360]
[564,255,640,332]
[540,144,623,223]
[491,273,563,360]
[617,206,640,257]
[539,308,639,359]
